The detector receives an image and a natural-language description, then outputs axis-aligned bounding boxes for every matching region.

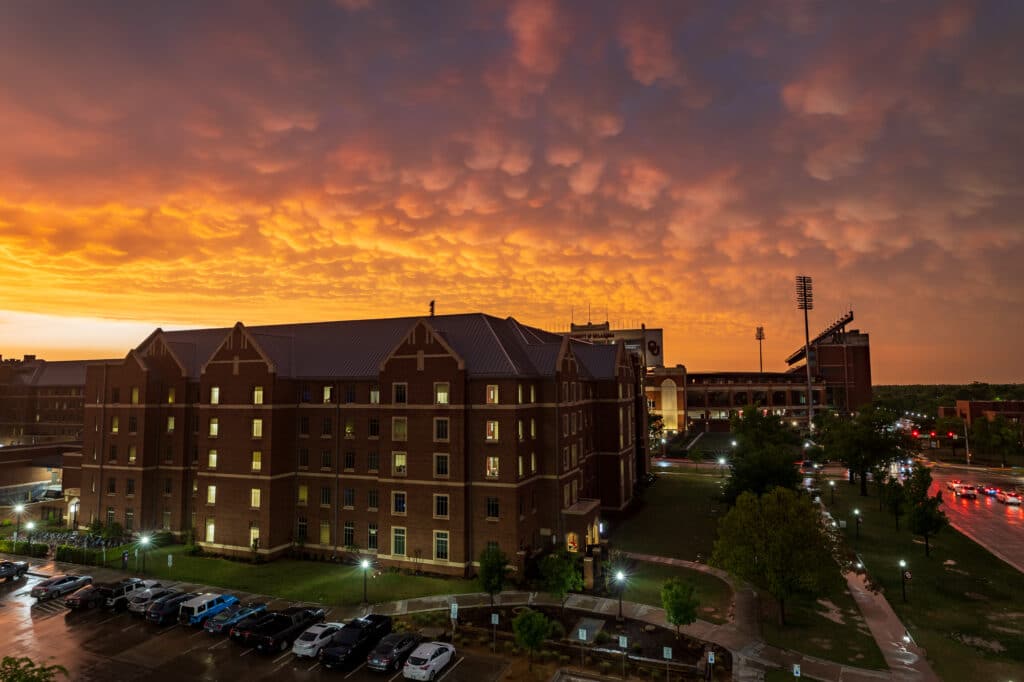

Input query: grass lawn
[610,472,727,561]
[824,482,1024,681]
[128,545,478,607]
[687,432,737,456]
[623,560,732,625]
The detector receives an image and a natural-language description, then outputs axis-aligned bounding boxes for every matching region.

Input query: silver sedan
[31,574,92,601]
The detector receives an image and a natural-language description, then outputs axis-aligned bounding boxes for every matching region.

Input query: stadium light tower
[796,275,814,430]
[755,326,765,373]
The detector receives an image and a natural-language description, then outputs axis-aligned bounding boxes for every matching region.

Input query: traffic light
[930,431,936,438]
[947,431,954,438]
[912,430,919,438]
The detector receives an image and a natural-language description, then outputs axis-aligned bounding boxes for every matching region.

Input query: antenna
[429,300,435,317]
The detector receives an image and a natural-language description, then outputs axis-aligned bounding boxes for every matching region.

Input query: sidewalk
[8,552,931,682]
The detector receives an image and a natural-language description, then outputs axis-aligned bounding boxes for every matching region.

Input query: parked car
[128,587,177,616]
[0,560,29,582]
[367,632,423,673]
[979,484,1000,497]
[65,583,107,610]
[403,642,455,681]
[178,593,239,626]
[31,574,92,600]
[100,578,158,610]
[290,621,345,658]
[147,591,199,626]
[204,601,268,634]
[954,484,978,499]
[231,606,324,653]
[321,615,392,671]
[997,489,1022,505]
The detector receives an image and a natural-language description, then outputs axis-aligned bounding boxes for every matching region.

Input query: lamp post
[70,501,79,529]
[615,571,626,621]
[829,480,835,505]
[718,458,726,478]
[853,509,861,545]
[139,535,151,573]
[26,521,35,549]
[14,503,24,543]
[899,560,908,602]
[361,559,370,605]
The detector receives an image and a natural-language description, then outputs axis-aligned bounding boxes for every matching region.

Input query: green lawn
[623,560,732,625]
[611,472,727,561]
[686,432,738,456]
[126,545,478,607]
[824,482,1024,681]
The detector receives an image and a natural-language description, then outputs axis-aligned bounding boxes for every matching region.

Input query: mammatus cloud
[0,0,1022,383]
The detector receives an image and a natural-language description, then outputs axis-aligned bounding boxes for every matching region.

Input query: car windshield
[212,610,233,622]
[298,632,318,641]
[408,656,428,666]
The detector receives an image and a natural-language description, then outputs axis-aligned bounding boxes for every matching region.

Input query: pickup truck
[234,606,325,653]
[0,560,29,582]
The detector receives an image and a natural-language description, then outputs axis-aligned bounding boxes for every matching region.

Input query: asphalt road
[928,467,1024,573]
[0,574,506,682]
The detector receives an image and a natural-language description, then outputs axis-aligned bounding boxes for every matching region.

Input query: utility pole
[795,276,814,430]
[755,327,765,373]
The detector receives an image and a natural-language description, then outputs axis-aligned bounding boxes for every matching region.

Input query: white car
[128,587,177,615]
[954,484,978,499]
[30,574,92,601]
[997,489,1022,505]
[403,642,455,681]
[291,622,344,658]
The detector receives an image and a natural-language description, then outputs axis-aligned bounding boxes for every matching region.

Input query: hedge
[0,539,48,558]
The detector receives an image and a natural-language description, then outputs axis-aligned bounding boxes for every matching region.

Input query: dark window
[322,417,332,436]
[344,451,355,470]
[301,385,312,402]
[191,444,198,464]
[191,415,199,434]
[435,454,449,477]
[393,492,406,514]
[394,383,407,404]
[125,509,134,530]
[368,417,380,437]
[368,489,379,509]
[297,517,307,541]
[321,450,332,469]
[343,522,354,547]
[111,388,120,404]
[320,487,331,506]
[367,451,379,471]
[344,385,356,403]
[164,478,172,495]
[435,495,449,518]
[299,448,309,467]
[107,478,116,494]
[299,416,310,436]
[106,507,115,525]
[367,522,378,550]
[109,445,117,462]
[126,479,135,496]
[486,497,499,519]
[435,418,449,441]
[343,488,355,507]
[128,416,137,433]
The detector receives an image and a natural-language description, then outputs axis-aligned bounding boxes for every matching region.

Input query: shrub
[502,640,515,653]
[559,654,571,665]
[598,661,612,675]
[595,631,611,645]
[631,643,643,655]
[548,620,566,640]
[185,544,203,556]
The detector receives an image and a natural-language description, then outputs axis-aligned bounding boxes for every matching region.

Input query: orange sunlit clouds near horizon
[1,1,1022,384]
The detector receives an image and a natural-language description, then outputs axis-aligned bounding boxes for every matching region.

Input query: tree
[904,463,948,557]
[660,578,699,637]
[721,407,802,504]
[540,550,583,615]
[885,478,905,530]
[478,546,508,607]
[818,405,900,496]
[0,657,67,681]
[512,609,549,670]
[712,487,839,626]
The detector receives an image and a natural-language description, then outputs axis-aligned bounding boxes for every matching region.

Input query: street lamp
[361,559,370,604]
[829,480,835,505]
[853,509,861,544]
[718,457,726,478]
[14,503,24,543]
[26,520,35,549]
[139,535,151,572]
[899,560,908,602]
[615,570,627,621]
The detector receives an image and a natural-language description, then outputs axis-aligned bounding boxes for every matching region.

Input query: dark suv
[321,615,392,671]
[147,592,198,626]
[367,631,422,673]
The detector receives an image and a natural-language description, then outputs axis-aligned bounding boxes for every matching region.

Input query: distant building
[79,313,645,572]
[0,355,97,446]
[938,400,1024,428]
[784,311,872,412]
[568,322,664,368]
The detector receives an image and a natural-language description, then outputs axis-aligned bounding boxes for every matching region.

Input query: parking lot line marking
[272,651,291,664]
[240,648,255,657]
[154,625,178,635]
[436,656,464,682]
[343,662,366,679]
[121,624,139,632]
[190,629,207,637]
[208,639,229,651]
[388,669,404,682]
[97,615,120,625]
[306,662,320,672]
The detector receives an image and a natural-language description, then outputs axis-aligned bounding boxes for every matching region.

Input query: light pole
[14,503,24,543]
[829,480,835,505]
[139,535,151,573]
[26,521,35,549]
[615,570,627,621]
[853,509,861,545]
[962,418,971,466]
[795,275,815,430]
[718,458,726,478]
[361,559,370,604]
[899,560,908,602]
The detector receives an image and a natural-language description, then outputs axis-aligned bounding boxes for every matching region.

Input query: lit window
[518,384,523,404]
[210,386,220,405]
[167,416,175,434]
[111,416,119,434]
[167,387,175,404]
[250,488,261,508]
[251,450,262,471]
[486,420,499,441]
[392,417,408,441]
[323,386,333,404]
[486,385,499,404]
[531,452,537,472]
[252,418,263,438]
[486,456,499,478]
[435,383,450,405]
[530,418,536,438]
[320,521,331,545]
[131,387,139,405]
[518,420,524,441]
[209,418,219,437]
[297,485,308,505]
[370,385,380,404]
[393,452,407,476]
[434,531,449,561]
[128,445,137,464]
[207,485,217,505]
[253,386,264,405]
[208,449,218,469]
[205,518,215,543]
[530,385,536,403]
[518,455,524,477]
[249,524,260,549]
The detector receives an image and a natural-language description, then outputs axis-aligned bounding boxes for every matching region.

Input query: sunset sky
[1,0,1021,383]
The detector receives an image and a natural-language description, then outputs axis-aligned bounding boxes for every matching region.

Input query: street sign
[578,628,587,642]
[167,554,173,568]
[904,570,912,581]
[706,651,714,664]
[491,613,499,626]
[793,663,801,677]
[619,635,627,649]
[663,647,672,660]
[450,603,458,620]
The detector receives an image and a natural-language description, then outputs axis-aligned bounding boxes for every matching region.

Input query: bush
[0,540,48,557]
[185,544,203,556]
[598,661,612,675]
[559,654,571,665]
[548,620,566,640]
[595,631,611,645]
[631,643,643,655]
[503,640,515,653]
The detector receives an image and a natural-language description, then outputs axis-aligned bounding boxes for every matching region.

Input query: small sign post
[578,628,587,668]
[619,636,628,679]
[663,646,672,682]
[167,554,173,569]
[793,663,801,677]
[450,602,458,634]
[490,613,498,652]
[706,650,714,681]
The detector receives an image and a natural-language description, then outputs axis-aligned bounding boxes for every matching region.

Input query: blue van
[178,593,239,626]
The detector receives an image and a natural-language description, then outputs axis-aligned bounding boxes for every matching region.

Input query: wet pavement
[929,468,1024,573]
[0,572,507,682]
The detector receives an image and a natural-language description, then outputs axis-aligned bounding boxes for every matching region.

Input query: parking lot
[0,571,507,682]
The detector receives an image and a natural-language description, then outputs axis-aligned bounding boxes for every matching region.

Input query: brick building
[938,400,1024,428]
[79,313,643,574]
[0,355,94,446]
[784,311,872,413]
